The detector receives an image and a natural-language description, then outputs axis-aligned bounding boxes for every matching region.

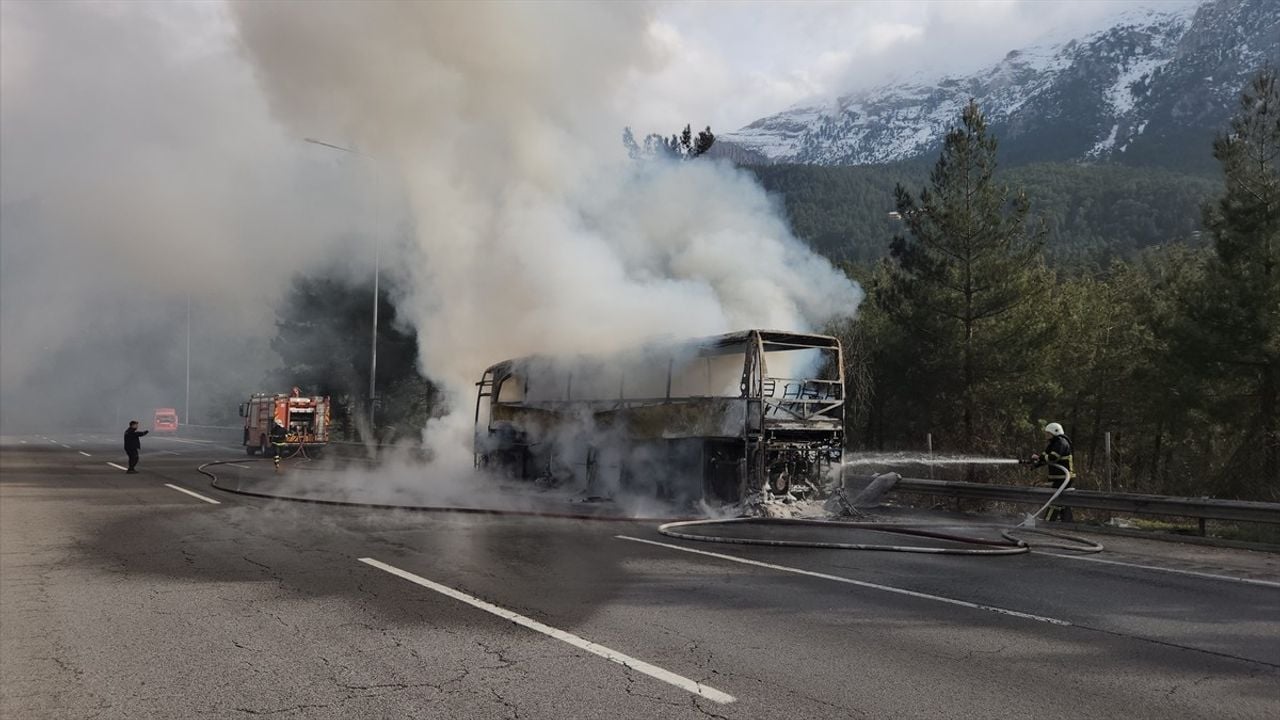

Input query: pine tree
[878,101,1054,451]
[622,124,714,160]
[1179,68,1280,494]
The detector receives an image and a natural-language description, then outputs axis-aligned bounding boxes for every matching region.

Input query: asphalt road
[2,432,1279,719]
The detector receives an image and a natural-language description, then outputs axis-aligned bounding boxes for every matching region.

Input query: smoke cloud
[1,0,862,475]
[229,2,863,468]
[0,1,376,429]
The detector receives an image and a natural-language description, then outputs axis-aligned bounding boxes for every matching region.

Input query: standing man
[1029,421,1074,522]
[124,420,149,474]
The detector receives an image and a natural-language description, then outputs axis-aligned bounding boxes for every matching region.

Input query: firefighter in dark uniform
[269,419,288,471]
[1030,421,1073,522]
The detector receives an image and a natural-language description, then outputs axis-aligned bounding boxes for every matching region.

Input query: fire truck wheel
[259,435,270,456]
[246,444,258,456]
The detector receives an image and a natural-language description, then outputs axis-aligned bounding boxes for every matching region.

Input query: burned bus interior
[474,330,844,507]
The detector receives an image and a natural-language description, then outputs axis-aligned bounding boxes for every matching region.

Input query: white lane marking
[59,443,71,448]
[155,450,181,456]
[359,557,736,704]
[79,451,92,457]
[163,484,221,505]
[19,440,27,444]
[1039,551,1280,589]
[106,462,128,471]
[226,463,251,470]
[618,536,1071,627]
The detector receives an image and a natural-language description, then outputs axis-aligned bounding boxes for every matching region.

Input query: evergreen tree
[1177,68,1280,494]
[272,270,432,436]
[622,124,715,160]
[878,101,1054,451]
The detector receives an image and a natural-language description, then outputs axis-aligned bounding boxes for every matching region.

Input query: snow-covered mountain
[718,0,1277,171]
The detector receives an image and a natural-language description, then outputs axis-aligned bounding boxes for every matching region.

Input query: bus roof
[481,329,840,377]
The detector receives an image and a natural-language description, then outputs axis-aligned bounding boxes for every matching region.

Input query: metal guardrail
[892,477,1280,526]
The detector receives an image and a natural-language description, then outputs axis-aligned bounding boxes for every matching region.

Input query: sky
[631,0,1199,133]
[0,0,1199,433]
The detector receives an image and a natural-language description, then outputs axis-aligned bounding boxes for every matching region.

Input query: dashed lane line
[106,462,128,471]
[79,451,92,457]
[358,557,737,705]
[163,484,221,505]
[1038,551,1280,589]
[617,535,1071,626]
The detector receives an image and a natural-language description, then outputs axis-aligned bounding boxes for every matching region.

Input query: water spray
[840,452,1024,468]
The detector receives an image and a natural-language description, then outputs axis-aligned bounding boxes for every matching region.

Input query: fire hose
[655,463,1102,555]
[198,457,1102,555]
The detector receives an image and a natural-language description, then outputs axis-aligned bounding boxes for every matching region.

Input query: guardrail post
[1104,431,1112,493]
[926,433,934,480]
[1198,517,1207,537]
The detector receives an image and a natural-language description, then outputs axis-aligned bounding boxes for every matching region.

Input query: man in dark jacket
[124,421,149,473]
[1030,421,1073,522]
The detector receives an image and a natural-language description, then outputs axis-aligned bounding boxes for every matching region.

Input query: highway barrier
[891,477,1280,535]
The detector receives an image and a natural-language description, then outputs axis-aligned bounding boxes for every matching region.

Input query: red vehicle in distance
[152,408,179,433]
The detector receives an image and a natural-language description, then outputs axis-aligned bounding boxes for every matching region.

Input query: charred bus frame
[473,330,844,505]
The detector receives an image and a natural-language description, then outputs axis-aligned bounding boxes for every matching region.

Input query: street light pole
[303,137,380,432]
[369,173,380,429]
[185,293,191,427]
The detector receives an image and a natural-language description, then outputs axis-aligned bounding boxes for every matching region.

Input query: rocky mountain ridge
[718,0,1277,172]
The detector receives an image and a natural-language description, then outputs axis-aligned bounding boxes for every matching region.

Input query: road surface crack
[232,703,331,716]
[489,687,521,719]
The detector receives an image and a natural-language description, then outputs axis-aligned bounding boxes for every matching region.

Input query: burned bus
[473,330,844,506]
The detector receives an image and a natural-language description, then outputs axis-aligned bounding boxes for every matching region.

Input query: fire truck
[152,408,179,433]
[239,389,330,456]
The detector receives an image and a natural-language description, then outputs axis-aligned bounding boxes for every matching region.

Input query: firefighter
[123,420,149,474]
[269,418,288,471]
[1029,421,1073,522]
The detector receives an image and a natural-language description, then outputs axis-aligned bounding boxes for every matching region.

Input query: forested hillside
[827,69,1279,502]
[749,161,1221,269]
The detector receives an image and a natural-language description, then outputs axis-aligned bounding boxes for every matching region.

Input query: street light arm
[304,137,361,155]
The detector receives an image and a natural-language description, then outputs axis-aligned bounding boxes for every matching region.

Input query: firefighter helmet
[1043,422,1065,436]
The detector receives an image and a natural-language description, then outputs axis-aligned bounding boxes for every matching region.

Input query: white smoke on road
[230,1,863,468]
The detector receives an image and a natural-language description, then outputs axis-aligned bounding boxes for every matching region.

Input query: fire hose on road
[198,457,1102,555]
[655,463,1103,555]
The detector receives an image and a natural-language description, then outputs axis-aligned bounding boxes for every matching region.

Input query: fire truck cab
[239,390,330,456]
[152,408,179,433]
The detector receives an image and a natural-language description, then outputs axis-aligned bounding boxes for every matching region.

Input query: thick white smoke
[229,2,862,466]
[0,2,376,429]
